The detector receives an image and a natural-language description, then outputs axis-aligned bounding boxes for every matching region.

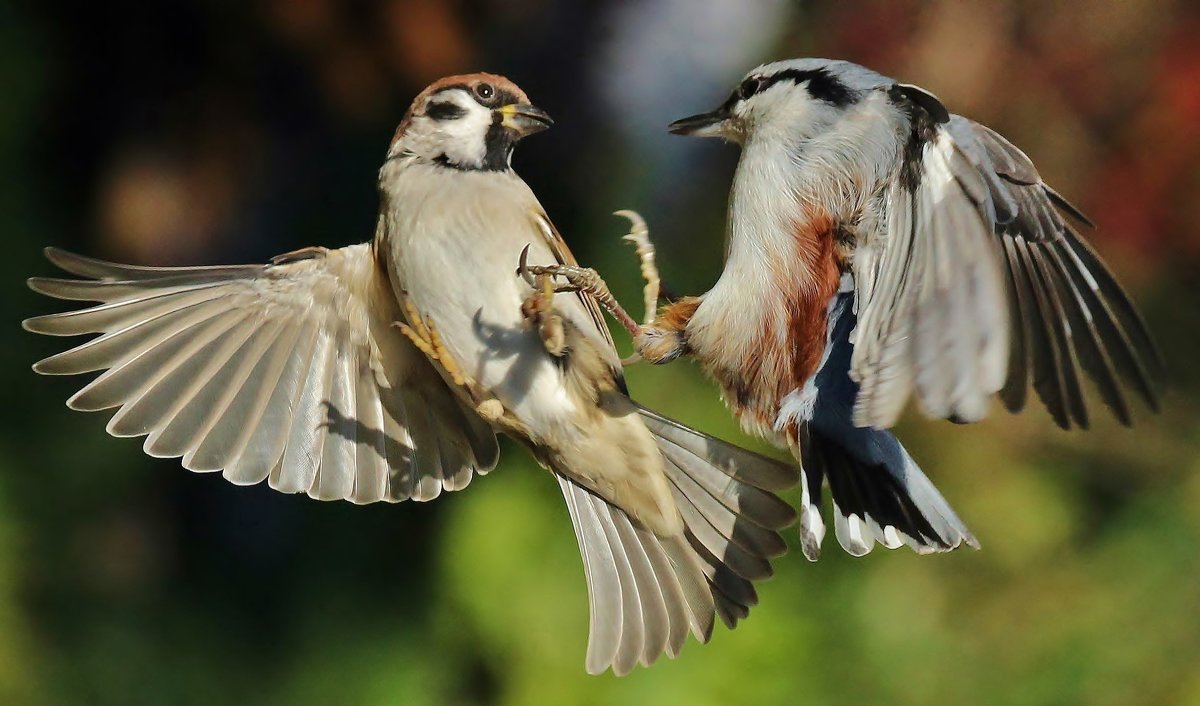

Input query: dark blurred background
[3,1,1199,704]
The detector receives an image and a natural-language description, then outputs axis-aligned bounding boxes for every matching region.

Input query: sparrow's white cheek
[435,110,491,165]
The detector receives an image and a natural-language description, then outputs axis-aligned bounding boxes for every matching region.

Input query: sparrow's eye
[474,83,496,103]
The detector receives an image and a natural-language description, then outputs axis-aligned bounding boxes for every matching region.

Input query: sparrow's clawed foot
[394,300,468,388]
[394,301,507,423]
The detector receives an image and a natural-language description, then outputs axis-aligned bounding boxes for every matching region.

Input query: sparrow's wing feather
[851,127,1010,428]
[559,475,722,675]
[644,410,790,628]
[25,244,499,502]
[948,117,1163,428]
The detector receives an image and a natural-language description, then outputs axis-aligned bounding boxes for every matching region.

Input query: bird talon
[516,244,538,288]
[613,210,661,327]
[521,272,568,357]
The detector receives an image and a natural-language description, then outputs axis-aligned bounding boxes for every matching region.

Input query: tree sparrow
[23,73,799,675]
[543,59,1162,561]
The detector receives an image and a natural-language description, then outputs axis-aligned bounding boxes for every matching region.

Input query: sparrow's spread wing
[25,244,499,503]
[558,407,797,676]
[851,92,1161,430]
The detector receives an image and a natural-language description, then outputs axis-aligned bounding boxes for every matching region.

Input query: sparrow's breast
[377,164,590,436]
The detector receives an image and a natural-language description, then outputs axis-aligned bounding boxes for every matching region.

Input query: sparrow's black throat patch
[481,112,516,172]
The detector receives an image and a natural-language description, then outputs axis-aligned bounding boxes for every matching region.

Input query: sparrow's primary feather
[26,244,497,503]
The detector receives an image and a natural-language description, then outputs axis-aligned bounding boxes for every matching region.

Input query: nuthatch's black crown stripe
[730,68,860,109]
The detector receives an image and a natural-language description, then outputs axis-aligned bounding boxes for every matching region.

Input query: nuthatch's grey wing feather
[25,245,498,503]
[948,118,1163,428]
[851,127,1010,429]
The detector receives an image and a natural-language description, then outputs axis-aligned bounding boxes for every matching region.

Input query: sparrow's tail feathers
[557,408,797,677]
[637,406,797,628]
[797,425,978,560]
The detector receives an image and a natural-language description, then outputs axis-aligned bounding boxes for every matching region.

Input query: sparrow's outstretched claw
[517,244,538,288]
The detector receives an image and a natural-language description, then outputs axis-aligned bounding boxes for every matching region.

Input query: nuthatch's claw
[517,244,537,288]
[613,210,659,327]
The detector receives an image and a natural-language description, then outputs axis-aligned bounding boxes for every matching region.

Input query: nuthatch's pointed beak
[497,103,553,138]
[668,108,730,138]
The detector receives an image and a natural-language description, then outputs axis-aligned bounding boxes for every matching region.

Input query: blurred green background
[3,1,1199,704]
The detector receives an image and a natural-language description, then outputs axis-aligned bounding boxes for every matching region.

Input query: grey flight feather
[850,91,1162,430]
[24,245,499,504]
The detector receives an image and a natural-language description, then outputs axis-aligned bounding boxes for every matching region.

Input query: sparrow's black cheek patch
[426,101,467,121]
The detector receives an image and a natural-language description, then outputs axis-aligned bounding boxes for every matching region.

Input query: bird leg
[515,213,690,366]
[614,210,660,327]
[517,245,641,339]
[520,269,568,357]
[393,300,505,422]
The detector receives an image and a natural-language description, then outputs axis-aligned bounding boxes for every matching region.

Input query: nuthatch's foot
[516,244,641,338]
[634,325,687,365]
[614,210,660,327]
[520,269,567,357]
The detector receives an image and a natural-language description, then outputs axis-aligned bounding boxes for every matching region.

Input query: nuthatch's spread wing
[851,87,1162,430]
[850,98,1011,429]
[948,117,1163,429]
[25,244,499,503]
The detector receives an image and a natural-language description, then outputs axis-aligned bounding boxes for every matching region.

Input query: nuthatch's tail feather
[797,426,977,560]
[796,287,977,560]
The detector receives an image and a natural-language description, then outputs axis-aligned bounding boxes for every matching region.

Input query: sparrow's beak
[668,108,730,138]
[497,103,553,138]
